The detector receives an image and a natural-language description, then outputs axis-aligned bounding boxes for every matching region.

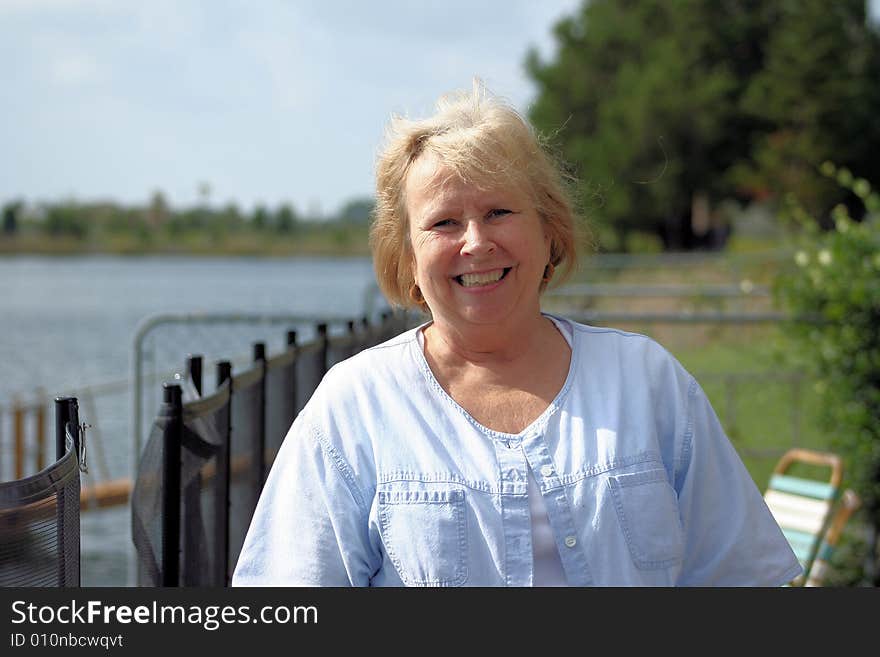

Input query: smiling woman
[231,82,803,587]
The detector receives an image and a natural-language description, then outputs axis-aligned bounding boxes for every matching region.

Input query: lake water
[0,254,382,586]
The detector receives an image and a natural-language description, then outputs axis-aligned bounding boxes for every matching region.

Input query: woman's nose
[461,220,495,255]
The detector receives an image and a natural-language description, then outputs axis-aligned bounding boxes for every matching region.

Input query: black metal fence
[131,311,412,586]
[0,398,83,587]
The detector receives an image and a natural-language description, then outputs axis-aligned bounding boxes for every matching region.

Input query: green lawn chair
[763,448,843,586]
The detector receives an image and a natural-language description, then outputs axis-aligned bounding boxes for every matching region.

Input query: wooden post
[14,398,24,479]
[35,401,46,471]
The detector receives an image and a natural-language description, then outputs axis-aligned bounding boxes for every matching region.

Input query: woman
[232,85,801,586]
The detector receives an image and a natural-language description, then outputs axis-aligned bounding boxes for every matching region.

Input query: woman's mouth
[455,267,511,288]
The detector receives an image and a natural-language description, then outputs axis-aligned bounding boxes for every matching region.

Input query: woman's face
[405,153,551,331]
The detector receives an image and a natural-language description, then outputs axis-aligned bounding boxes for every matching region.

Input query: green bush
[775,162,880,584]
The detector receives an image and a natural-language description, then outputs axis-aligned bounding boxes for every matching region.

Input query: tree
[733,1,880,219]
[252,204,270,231]
[275,203,298,234]
[45,203,88,239]
[147,190,170,228]
[526,0,880,251]
[217,202,244,233]
[2,200,22,235]
[338,197,375,224]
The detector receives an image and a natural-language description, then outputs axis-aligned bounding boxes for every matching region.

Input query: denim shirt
[233,316,802,587]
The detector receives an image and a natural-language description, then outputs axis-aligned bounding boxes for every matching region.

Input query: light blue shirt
[233,315,802,586]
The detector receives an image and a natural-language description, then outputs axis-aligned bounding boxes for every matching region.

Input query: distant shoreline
[0,234,372,258]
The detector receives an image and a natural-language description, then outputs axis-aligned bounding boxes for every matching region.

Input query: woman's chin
[445,302,521,329]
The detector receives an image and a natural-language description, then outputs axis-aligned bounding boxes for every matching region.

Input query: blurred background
[1,1,879,587]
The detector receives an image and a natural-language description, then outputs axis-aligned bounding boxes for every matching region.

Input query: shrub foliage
[776,163,880,583]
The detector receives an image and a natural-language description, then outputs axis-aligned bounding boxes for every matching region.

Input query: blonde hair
[370,81,583,310]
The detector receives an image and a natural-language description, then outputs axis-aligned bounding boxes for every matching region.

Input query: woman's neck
[423,312,557,368]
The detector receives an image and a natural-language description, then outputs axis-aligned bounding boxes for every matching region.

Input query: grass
[667,325,826,490]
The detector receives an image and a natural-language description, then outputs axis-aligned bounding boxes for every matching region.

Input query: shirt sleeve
[231,417,377,587]
[673,377,803,586]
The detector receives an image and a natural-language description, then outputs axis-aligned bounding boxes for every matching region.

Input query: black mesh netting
[0,442,80,587]
[326,330,362,367]
[264,350,296,469]
[180,382,228,586]
[227,365,263,577]
[132,381,229,586]
[131,416,165,586]
[293,341,326,412]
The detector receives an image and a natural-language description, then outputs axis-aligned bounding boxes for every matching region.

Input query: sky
[0,0,582,217]
[2,0,878,218]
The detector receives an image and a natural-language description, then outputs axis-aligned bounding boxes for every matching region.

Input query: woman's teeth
[457,268,509,287]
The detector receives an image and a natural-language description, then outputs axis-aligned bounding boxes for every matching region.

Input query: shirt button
[540,464,554,477]
[564,536,577,548]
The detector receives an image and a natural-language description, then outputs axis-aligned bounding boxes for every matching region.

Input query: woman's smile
[455,267,511,288]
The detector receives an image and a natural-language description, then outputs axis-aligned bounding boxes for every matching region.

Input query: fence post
[161,383,182,587]
[360,315,370,350]
[187,354,203,395]
[346,319,357,358]
[287,330,298,420]
[54,396,80,587]
[253,343,267,488]
[380,311,390,341]
[317,323,329,377]
[14,398,24,479]
[182,354,204,586]
[216,361,232,587]
[35,393,46,471]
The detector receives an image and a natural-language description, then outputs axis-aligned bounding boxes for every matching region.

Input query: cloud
[51,50,101,85]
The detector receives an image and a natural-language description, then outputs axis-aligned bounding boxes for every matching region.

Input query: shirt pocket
[607,468,684,570]
[377,487,468,587]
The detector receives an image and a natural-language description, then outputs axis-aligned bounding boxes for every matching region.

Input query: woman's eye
[432,219,455,228]
[488,208,512,219]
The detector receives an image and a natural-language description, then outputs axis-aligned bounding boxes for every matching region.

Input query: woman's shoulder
[323,323,423,384]
[549,313,696,398]
[300,321,427,424]
[551,314,685,365]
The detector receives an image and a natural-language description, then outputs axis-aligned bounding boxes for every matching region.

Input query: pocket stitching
[378,488,468,586]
